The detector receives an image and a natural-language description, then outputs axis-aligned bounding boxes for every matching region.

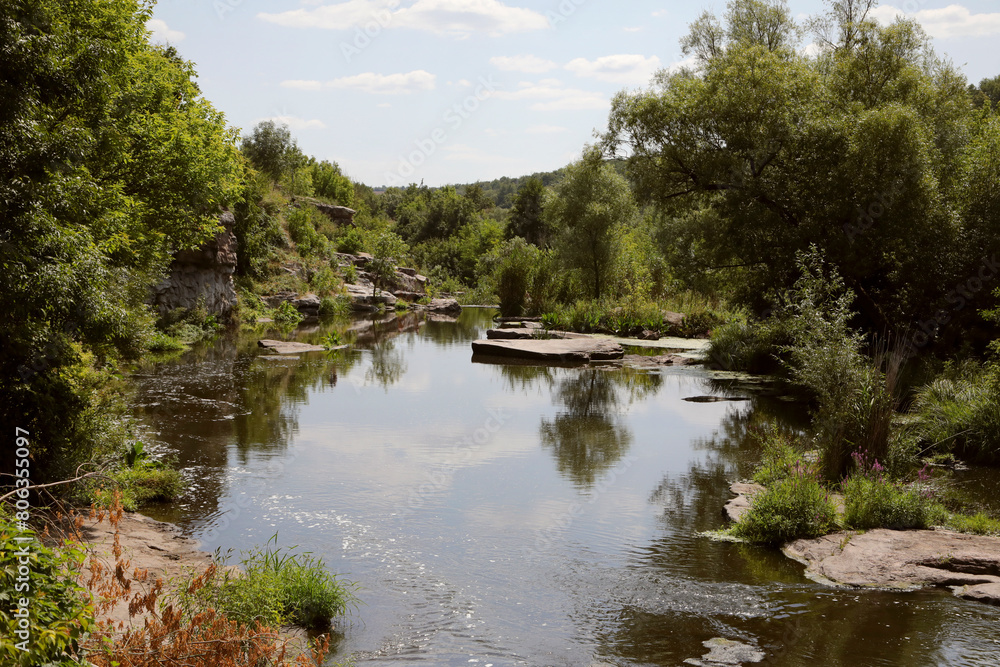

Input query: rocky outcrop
[417,298,462,315]
[313,203,356,225]
[472,338,624,363]
[723,483,766,523]
[345,283,397,312]
[783,528,1000,604]
[151,211,238,318]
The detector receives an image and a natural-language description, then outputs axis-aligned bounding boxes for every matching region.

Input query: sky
[147,0,1000,187]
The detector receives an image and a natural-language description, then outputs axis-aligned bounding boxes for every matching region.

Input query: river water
[132,308,1000,666]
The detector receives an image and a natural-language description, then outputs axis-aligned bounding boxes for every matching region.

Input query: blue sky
[147,0,1000,187]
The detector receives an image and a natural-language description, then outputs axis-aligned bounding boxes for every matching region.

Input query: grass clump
[910,361,1000,465]
[186,537,358,632]
[731,470,838,544]
[945,512,1000,536]
[751,428,808,487]
[85,441,184,511]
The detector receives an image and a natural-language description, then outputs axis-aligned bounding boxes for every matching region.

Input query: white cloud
[652,10,668,18]
[146,18,185,43]
[872,4,1000,39]
[490,54,557,73]
[281,80,326,91]
[565,54,662,86]
[494,79,606,111]
[623,27,643,33]
[282,71,436,95]
[801,42,824,58]
[260,0,549,38]
[254,115,327,130]
[525,124,568,134]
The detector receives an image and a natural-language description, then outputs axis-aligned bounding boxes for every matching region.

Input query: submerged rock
[684,638,765,666]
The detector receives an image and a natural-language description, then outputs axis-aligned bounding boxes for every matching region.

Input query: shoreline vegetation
[4,0,1000,663]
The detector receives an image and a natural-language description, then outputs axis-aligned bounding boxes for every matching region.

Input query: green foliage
[273,301,304,324]
[184,537,358,632]
[0,0,241,482]
[506,178,550,246]
[0,515,95,666]
[368,231,409,297]
[336,228,365,255]
[485,238,539,317]
[911,362,1000,465]
[240,121,301,182]
[232,169,285,279]
[287,207,331,257]
[946,512,1000,536]
[751,428,809,487]
[547,147,637,299]
[604,3,988,331]
[707,317,790,374]
[730,470,838,544]
[310,160,355,206]
[842,459,939,530]
[147,332,186,353]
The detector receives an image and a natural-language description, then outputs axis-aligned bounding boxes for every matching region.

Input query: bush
[0,513,95,666]
[731,471,838,544]
[842,472,938,531]
[706,318,790,374]
[911,362,1000,465]
[751,428,810,487]
[185,537,358,632]
[488,238,538,317]
[273,301,304,324]
[336,227,364,254]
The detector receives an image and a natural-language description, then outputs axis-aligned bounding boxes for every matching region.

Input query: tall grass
[185,536,358,632]
[911,362,1000,465]
[842,453,940,530]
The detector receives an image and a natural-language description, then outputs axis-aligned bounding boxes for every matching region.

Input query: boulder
[424,298,462,315]
[472,338,624,363]
[684,638,765,666]
[486,328,537,340]
[344,283,397,312]
[956,583,1000,606]
[293,293,321,317]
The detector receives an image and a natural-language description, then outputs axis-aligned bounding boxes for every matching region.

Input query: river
[131,308,1000,666]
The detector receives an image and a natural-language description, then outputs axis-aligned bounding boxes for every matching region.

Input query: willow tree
[603,0,984,333]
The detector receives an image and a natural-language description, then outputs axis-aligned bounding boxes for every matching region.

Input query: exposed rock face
[345,283,398,312]
[472,338,624,363]
[783,528,1000,604]
[420,298,462,315]
[313,203,356,225]
[151,211,237,318]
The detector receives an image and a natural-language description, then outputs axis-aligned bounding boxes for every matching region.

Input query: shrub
[842,453,939,530]
[336,227,364,254]
[911,362,1000,465]
[185,537,358,632]
[731,470,838,544]
[147,331,186,352]
[706,318,790,374]
[751,428,809,487]
[273,301,304,324]
[0,513,95,667]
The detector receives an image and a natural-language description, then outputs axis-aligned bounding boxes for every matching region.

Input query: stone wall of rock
[151,211,238,318]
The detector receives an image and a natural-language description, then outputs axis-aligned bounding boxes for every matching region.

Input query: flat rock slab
[724,483,766,522]
[472,338,624,362]
[622,353,700,369]
[258,339,326,354]
[591,334,712,352]
[784,529,1000,603]
[684,638,765,666]
[487,328,538,340]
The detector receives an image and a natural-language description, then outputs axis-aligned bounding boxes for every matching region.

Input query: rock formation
[151,211,237,318]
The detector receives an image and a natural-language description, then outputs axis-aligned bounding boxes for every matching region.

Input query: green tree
[368,231,409,298]
[547,148,637,300]
[505,178,550,247]
[604,0,977,330]
[969,75,1000,109]
[0,0,242,482]
[240,120,301,182]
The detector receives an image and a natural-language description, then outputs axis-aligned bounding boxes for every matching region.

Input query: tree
[969,75,1000,109]
[506,178,550,247]
[547,148,637,300]
[240,121,301,182]
[368,231,409,298]
[0,0,241,482]
[603,1,978,331]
